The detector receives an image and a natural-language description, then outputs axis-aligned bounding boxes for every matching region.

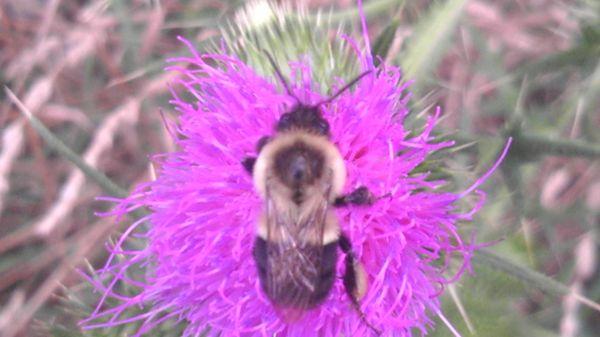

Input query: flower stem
[473,248,600,312]
[513,133,600,158]
[454,132,600,159]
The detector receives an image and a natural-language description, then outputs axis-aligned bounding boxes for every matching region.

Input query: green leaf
[308,0,402,24]
[372,18,400,66]
[517,44,600,76]
[220,1,360,89]
[401,0,467,89]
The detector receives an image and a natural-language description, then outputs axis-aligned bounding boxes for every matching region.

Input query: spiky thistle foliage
[74,1,511,337]
[220,1,360,85]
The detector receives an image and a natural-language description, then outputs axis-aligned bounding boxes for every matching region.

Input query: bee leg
[339,234,382,336]
[252,237,268,286]
[242,157,256,174]
[334,186,375,207]
[242,136,271,175]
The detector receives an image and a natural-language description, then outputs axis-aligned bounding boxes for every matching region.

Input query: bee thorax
[252,131,346,200]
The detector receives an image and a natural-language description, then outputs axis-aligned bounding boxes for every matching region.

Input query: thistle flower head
[82,2,510,336]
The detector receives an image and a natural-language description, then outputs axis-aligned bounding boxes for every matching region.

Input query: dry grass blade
[448,284,475,334]
[40,104,92,128]
[1,219,115,337]
[0,290,25,332]
[32,98,141,237]
[561,233,598,337]
[0,119,25,216]
[4,86,129,198]
[140,6,165,60]
[6,66,178,237]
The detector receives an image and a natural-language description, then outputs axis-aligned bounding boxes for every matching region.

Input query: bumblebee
[243,56,380,334]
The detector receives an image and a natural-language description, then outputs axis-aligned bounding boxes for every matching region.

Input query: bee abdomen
[253,237,337,309]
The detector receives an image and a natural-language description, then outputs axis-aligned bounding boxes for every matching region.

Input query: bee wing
[263,174,333,311]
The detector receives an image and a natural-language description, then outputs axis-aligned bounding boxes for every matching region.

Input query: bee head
[262,51,370,138]
[276,105,330,136]
[273,141,325,188]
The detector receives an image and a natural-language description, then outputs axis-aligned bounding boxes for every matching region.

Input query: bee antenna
[315,70,372,106]
[263,50,300,103]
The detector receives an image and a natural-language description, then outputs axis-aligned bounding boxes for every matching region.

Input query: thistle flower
[82,3,510,337]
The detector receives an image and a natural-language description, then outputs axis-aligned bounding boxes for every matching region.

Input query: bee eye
[256,136,271,152]
[281,113,291,122]
[277,113,293,131]
[317,119,330,135]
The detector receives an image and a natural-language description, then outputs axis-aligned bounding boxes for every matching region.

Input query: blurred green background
[0,0,598,336]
